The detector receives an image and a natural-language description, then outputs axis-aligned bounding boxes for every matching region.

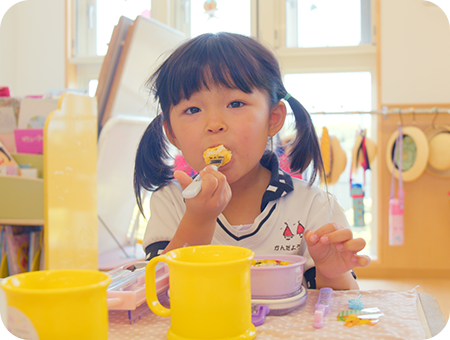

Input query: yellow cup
[1,270,111,340]
[146,245,256,340]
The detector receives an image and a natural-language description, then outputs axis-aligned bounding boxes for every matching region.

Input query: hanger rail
[305,108,450,115]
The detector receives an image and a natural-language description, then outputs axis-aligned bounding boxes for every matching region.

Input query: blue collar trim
[260,151,294,211]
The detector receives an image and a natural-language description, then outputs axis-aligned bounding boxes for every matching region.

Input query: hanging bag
[389,125,405,246]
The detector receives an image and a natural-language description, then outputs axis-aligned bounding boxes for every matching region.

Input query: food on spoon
[203,145,232,166]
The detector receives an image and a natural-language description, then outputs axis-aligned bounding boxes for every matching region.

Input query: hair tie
[284,93,291,101]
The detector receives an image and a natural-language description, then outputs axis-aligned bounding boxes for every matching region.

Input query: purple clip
[313,287,333,329]
[252,305,270,326]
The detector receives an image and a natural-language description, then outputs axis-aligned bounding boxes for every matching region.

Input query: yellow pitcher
[146,245,256,340]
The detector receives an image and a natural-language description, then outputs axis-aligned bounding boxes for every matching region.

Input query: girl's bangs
[167,48,263,106]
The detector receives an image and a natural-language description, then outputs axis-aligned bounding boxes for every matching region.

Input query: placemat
[108,288,426,340]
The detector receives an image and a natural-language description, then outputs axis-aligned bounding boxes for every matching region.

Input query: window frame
[68,0,378,94]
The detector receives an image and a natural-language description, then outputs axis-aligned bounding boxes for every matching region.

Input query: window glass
[284,72,372,112]
[190,0,250,38]
[286,0,371,48]
[88,79,98,97]
[96,0,151,55]
[281,72,375,257]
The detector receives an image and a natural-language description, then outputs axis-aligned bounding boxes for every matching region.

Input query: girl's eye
[184,107,201,115]
[228,101,244,109]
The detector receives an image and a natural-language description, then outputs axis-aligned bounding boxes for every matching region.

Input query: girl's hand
[305,222,371,281]
[174,167,231,222]
[161,168,231,254]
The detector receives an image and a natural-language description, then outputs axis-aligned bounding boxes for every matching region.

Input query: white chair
[97,115,151,270]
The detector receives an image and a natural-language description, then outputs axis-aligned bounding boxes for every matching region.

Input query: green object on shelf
[0,175,44,222]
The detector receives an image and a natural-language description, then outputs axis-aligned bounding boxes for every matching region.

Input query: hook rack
[396,108,403,126]
[305,107,450,116]
[430,107,440,128]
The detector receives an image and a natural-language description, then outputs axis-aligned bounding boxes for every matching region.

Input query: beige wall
[0,0,65,97]
[380,0,450,105]
[0,1,19,92]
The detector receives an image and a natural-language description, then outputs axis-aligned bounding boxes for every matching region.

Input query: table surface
[108,288,446,340]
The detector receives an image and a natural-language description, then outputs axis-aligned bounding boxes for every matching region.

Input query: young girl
[134,32,370,290]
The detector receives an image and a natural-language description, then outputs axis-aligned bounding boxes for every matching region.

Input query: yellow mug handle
[146,255,171,317]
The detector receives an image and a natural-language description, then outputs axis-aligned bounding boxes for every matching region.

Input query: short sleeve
[142,181,186,259]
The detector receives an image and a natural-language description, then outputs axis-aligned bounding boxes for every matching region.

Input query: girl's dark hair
[134,32,324,214]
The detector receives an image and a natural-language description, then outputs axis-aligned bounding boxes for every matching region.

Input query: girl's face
[165,85,286,185]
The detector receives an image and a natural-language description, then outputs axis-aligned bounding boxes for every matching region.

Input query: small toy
[343,314,379,327]
[337,307,384,327]
[348,294,364,309]
[337,307,381,321]
[251,304,270,326]
[313,287,333,329]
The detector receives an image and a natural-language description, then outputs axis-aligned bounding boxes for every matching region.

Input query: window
[281,72,375,258]
[69,0,151,92]
[189,0,251,38]
[73,0,151,57]
[96,0,151,55]
[286,0,372,48]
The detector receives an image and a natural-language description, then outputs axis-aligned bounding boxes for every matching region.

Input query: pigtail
[285,95,325,186]
[134,114,173,215]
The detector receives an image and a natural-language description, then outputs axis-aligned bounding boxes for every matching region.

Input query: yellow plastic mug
[1,270,111,340]
[146,245,256,340]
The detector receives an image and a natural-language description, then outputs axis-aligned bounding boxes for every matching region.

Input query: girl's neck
[222,164,271,225]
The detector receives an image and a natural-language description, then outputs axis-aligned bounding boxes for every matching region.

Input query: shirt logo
[283,221,305,240]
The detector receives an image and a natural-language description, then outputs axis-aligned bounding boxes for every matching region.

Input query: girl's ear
[163,121,180,149]
[268,100,287,137]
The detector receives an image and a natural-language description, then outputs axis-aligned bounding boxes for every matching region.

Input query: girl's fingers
[318,228,353,245]
[336,238,367,252]
[351,254,371,268]
[199,167,230,202]
[305,230,320,244]
[311,222,343,237]
[199,171,219,195]
[173,170,194,190]
[306,225,351,245]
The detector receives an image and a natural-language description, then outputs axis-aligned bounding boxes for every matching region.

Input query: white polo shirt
[142,152,350,286]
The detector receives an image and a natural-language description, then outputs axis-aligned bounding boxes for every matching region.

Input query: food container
[250,254,307,299]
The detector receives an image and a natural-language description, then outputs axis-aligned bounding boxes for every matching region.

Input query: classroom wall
[0,0,65,97]
[0,3,16,93]
[355,0,450,279]
[380,0,450,105]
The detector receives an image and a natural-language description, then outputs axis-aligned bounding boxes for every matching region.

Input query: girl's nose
[207,125,225,133]
[206,116,227,133]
